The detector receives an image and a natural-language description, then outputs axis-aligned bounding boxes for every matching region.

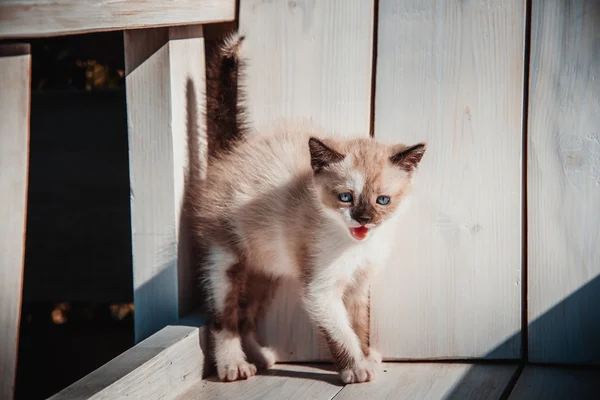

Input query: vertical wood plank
[371,0,525,359]
[528,0,600,364]
[124,25,207,342]
[0,43,31,400]
[239,0,375,361]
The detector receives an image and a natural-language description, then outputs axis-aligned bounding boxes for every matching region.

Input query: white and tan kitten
[191,33,426,384]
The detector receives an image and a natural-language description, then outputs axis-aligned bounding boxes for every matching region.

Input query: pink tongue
[350,226,369,240]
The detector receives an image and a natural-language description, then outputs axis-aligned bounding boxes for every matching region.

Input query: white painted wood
[371,0,525,359]
[528,0,600,364]
[0,43,31,400]
[335,363,517,399]
[0,0,235,39]
[177,364,344,400]
[48,326,207,400]
[240,0,374,136]
[239,0,375,362]
[124,25,208,342]
[509,366,599,400]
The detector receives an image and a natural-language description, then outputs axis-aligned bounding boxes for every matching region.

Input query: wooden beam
[48,326,208,400]
[371,0,525,359]
[528,0,600,364]
[0,0,235,39]
[124,25,207,343]
[0,43,31,400]
[239,0,375,362]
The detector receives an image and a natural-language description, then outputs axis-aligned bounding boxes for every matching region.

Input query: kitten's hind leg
[205,247,256,381]
[239,273,280,369]
[242,332,277,369]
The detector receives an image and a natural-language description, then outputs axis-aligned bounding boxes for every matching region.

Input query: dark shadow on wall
[443,274,600,400]
[24,90,133,303]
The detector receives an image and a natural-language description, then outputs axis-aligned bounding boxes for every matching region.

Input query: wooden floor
[178,363,600,400]
[48,327,600,400]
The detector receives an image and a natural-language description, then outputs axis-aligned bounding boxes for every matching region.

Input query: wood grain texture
[48,326,206,400]
[0,43,31,400]
[509,366,600,400]
[0,0,235,39]
[334,363,517,400]
[239,0,375,362]
[527,0,600,364]
[124,25,207,342]
[177,364,344,400]
[371,0,525,359]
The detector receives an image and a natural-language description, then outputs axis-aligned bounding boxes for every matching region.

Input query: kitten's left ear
[389,142,427,172]
[308,137,345,172]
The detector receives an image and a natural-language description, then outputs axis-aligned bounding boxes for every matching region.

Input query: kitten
[191,33,426,384]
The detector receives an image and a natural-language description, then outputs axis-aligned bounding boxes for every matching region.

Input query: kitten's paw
[217,360,257,382]
[243,339,278,369]
[366,348,382,364]
[256,346,277,369]
[339,360,377,384]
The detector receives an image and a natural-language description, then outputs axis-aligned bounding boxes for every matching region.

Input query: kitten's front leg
[304,281,378,384]
[344,272,382,364]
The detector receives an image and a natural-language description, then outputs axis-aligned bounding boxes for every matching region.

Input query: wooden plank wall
[370,0,525,360]
[0,44,31,400]
[239,0,375,361]
[124,26,207,342]
[528,0,600,364]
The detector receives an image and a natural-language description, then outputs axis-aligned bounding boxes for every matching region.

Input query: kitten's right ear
[389,142,427,173]
[308,137,345,172]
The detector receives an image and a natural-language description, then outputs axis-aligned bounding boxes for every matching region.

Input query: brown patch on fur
[210,261,246,333]
[209,263,280,338]
[239,272,280,334]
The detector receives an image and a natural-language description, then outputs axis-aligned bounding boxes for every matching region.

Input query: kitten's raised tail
[206,31,249,157]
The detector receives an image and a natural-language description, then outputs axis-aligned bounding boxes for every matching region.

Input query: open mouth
[350,226,370,240]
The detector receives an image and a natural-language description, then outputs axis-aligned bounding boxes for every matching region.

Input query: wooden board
[527,0,600,364]
[370,0,525,359]
[0,0,235,39]
[48,326,206,400]
[124,25,208,342]
[239,0,375,362]
[334,363,518,400]
[177,364,344,400]
[509,366,600,400]
[0,43,31,400]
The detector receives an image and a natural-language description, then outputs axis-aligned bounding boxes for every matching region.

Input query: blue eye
[376,196,390,205]
[338,192,353,202]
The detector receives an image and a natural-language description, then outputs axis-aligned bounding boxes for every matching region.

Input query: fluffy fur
[192,32,426,384]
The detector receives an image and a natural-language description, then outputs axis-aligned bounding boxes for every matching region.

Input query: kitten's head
[308,136,426,241]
